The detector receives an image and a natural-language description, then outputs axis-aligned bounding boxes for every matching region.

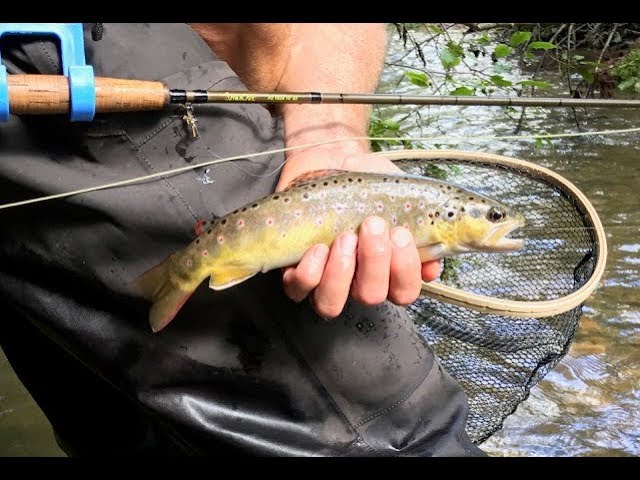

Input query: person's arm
[191,23,441,318]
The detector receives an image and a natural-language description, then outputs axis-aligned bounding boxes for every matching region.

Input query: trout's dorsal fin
[282,169,347,190]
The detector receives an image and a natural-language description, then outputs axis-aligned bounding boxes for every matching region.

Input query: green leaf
[381,118,400,131]
[405,71,429,87]
[450,86,474,96]
[490,75,512,87]
[573,54,585,62]
[440,49,460,70]
[517,80,551,88]
[477,33,491,46]
[446,41,465,57]
[577,66,595,83]
[426,23,444,35]
[524,52,535,60]
[618,77,637,90]
[528,41,556,50]
[493,44,513,59]
[509,31,531,47]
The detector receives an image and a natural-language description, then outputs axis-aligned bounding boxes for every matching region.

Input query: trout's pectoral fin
[209,266,259,290]
[418,243,448,262]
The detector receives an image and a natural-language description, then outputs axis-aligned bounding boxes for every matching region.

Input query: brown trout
[136,169,525,332]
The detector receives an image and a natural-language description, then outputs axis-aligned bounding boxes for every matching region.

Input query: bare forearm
[191,23,387,159]
[275,24,387,156]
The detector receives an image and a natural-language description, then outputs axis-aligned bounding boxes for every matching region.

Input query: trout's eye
[487,207,506,222]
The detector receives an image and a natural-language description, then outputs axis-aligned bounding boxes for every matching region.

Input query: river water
[1,24,638,456]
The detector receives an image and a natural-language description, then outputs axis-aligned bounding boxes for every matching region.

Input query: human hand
[277,144,442,319]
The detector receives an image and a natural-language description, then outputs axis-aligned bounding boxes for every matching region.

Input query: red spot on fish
[403,223,409,229]
[390,195,396,201]
[418,202,425,209]
[294,209,302,218]
[266,218,274,227]
[404,202,412,212]
[202,250,209,257]
[391,215,397,225]
[335,204,344,214]
[316,218,323,226]
[357,204,365,213]
[417,217,424,225]
[376,202,384,212]
[217,235,224,244]
[185,258,193,267]
[237,219,245,229]
[333,227,339,234]
[194,220,207,236]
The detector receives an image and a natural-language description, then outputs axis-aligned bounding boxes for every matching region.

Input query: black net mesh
[397,157,599,445]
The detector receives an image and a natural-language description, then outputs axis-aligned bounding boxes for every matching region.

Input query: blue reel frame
[0,23,95,122]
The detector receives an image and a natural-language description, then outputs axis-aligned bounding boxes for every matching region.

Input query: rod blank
[6,75,640,116]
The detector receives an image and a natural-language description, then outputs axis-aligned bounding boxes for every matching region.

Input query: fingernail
[340,233,358,255]
[311,244,328,262]
[364,216,386,235]
[391,228,412,248]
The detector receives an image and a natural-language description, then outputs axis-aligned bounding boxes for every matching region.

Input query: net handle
[377,149,608,318]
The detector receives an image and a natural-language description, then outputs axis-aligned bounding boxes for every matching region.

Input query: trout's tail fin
[134,257,196,333]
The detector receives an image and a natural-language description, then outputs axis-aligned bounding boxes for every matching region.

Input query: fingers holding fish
[388,227,423,306]
[310,232,359,318]
[282,243,330,303]
[350,216,392,306]
[422,260,442,283]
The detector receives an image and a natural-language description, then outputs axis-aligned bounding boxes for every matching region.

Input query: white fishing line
[0,126,639,211]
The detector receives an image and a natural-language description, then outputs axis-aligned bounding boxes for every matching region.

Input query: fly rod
[6,74,640,116]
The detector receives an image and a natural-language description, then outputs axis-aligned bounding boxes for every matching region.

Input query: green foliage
[493,44,513,59]
[509,31,531,47]
[440,48,461,70]
[405,71,430,87]
[450,86,475,95]
[614,49,640,92]
[517,79,551,88]
[527,41,556,50]
[368,114,414,152]
[490,75,512,87]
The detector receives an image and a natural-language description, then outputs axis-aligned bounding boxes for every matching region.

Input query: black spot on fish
[195,239,200,245]
[221,219,227,225]
[323,182,328,186]
[284,198,290,203]
[431,221,434,225]
[242,207,247,212]
[303,193,309,199]
[461,207,465,212]
[435,212,440,217]
[252,204,258,208]
[207,229,212,234]
[448,211,454,217]
[333,180,338,184]
[469,197,474,201]
[274,195,279,200]
[348,178,353,182]
[383,177,388,182]
[395,179,400,183]
[357,178,362,182]
[447,186,451,189]
[311,184,317,188]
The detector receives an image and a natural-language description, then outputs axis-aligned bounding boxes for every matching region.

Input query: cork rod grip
[7,75,170,115]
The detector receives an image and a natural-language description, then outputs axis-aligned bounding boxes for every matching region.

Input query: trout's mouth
[483,215,526,252]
